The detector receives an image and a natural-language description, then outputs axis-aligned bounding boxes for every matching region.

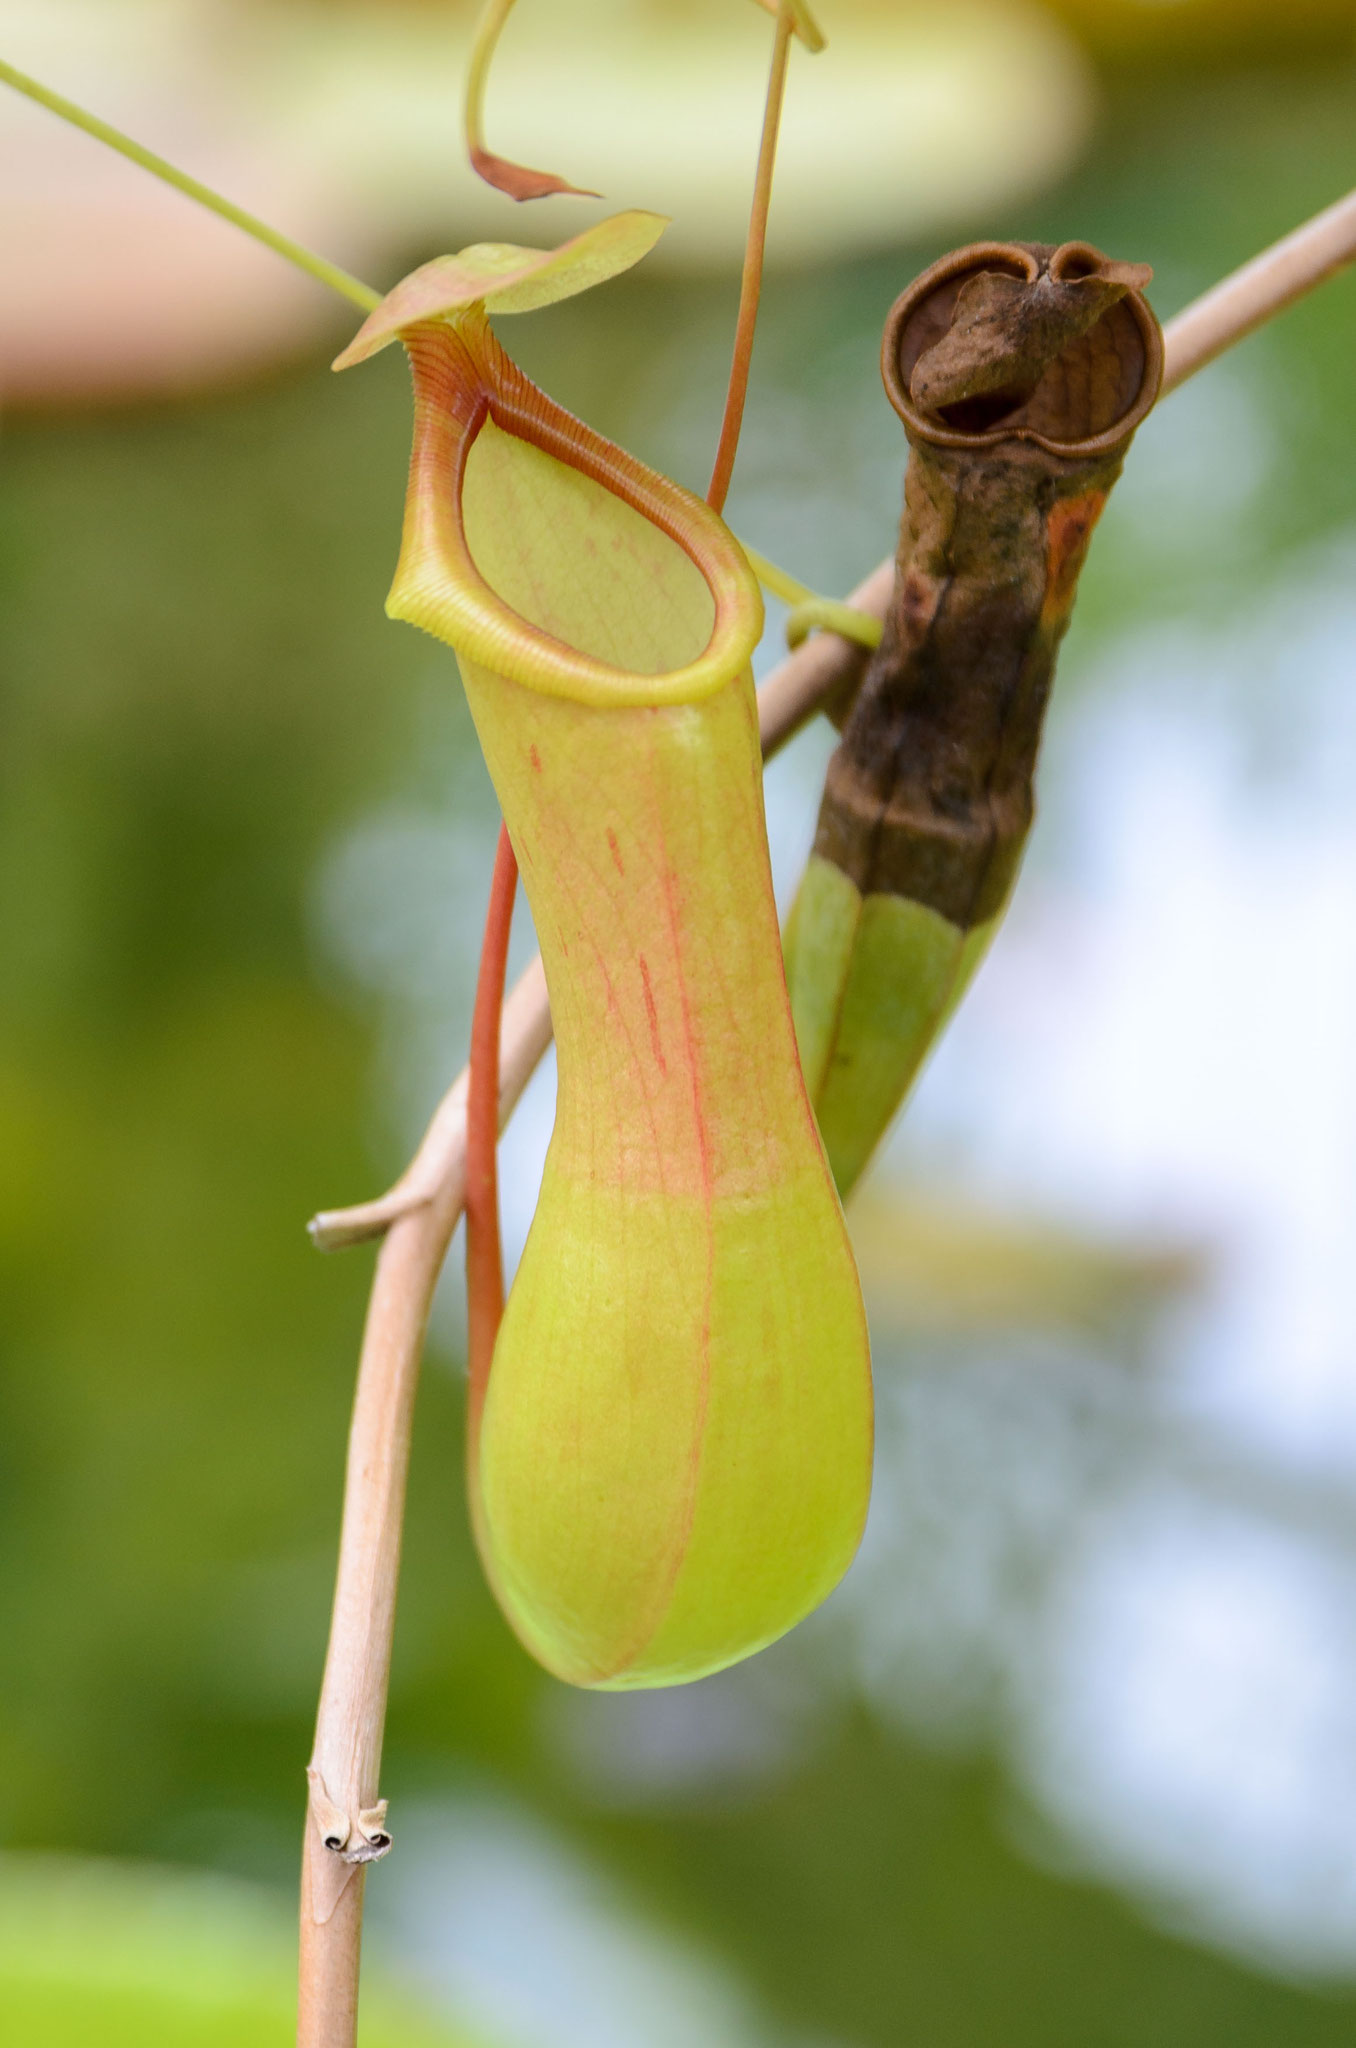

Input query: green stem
[0,55,379,313]
[739,542,816,608]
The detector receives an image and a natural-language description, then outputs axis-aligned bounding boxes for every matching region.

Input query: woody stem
[1160,183,1356,392]
[298,1197,460,2046]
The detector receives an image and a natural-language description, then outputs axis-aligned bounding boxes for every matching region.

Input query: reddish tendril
[706,1,795,514]
[463,2,802,1395]
[465,820,518,1440]
[465,0,599,202]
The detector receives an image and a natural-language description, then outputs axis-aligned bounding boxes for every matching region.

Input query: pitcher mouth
[881,240,1163,459]
[387,309,764,708]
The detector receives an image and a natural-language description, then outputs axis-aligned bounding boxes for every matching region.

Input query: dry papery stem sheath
[299,186,1356,2045]
[784,240,1162,1195]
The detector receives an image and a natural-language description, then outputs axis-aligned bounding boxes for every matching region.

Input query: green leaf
[333,212,668,370]
[0,1855,479,2048]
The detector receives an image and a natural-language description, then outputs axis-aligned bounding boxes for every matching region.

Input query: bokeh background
[5,1,1356,2042]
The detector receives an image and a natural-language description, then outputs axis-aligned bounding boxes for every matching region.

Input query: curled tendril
[464,0,601,200]
[736,545,880,653]
[464,0,827,205]
[785,598,883,653]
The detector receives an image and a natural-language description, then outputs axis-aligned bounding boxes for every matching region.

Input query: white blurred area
[0,0,1091,401]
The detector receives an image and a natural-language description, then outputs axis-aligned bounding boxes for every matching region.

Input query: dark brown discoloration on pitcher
[813,240,1163,931]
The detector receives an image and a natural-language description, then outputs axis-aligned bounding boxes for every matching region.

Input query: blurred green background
[4,4,1356,2044]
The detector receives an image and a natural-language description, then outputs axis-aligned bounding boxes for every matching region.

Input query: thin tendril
[0,53,830,613]
[465,822,519,1444]
[706,1,796,514]
[785,598,883,653]
[464,0,598,200]
[740,544,881,652]
[748,0,826,52]
[738,542,815,608]
[0,56,379,312]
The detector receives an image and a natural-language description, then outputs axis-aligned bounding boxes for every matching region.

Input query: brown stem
[706,2,795,514]
[297,183,1356,2047]
[298,1179,462,2044]
[296,587,891,2048]
[309,958,551,1252]
[465,822,518,1446]
[1161,184,1356,394]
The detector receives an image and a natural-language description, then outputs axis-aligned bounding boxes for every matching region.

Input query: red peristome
[391,310,762,709]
